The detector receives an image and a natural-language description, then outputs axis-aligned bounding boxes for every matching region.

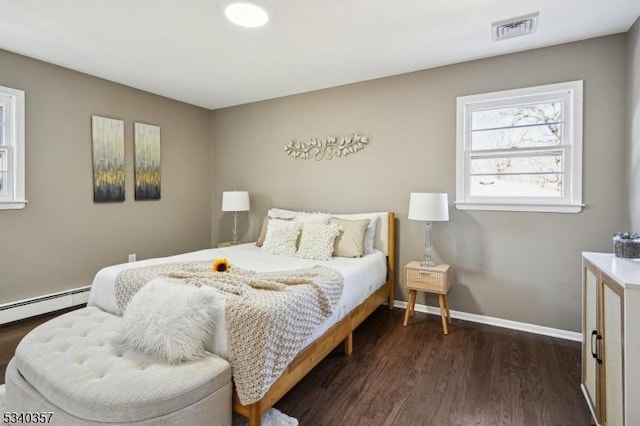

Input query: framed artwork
[134,122,161,200]
[91,116,125,202]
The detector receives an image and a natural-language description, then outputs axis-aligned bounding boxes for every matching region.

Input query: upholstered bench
[5,306,232,426]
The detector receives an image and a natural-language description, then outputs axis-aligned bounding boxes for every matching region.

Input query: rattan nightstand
[403,261,452,334]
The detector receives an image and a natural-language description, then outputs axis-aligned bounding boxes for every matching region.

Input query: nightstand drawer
[404,263,451,293]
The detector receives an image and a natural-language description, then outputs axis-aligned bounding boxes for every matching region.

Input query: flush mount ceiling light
[224,1,269,28]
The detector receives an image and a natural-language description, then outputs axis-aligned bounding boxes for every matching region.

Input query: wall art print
[92,116,125,202]
[134,122,161,200]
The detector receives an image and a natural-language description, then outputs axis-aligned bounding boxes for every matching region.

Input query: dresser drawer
[405,265,450,294]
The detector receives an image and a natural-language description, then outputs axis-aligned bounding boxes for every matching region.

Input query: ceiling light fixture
[224,1,269,28]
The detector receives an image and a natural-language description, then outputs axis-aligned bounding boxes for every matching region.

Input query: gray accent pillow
[330,217,371,257]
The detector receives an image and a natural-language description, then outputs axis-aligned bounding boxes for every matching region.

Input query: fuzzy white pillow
[295,222,341,261]
[117,279,223,364]
[262,219,301,256]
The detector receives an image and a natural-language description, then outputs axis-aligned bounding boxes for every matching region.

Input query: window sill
[454,202,584,213]
[0,200,28,210]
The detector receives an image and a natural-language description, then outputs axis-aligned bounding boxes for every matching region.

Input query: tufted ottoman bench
[5,306,232,425]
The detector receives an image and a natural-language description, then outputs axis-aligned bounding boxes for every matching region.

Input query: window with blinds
[0,86,26,210]
[455,81,583,213]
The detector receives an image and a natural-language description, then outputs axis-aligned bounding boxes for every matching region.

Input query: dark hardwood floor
[1,307,592,425]
[276,308,592,426]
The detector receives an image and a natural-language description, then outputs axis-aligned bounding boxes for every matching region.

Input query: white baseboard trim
[394,299,582,342]
[0,286,91,325]
[0,290,581,342]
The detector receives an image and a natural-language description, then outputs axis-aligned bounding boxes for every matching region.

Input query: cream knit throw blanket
[115,261,344,405]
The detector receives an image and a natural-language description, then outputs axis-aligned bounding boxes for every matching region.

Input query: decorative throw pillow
[267,208,298,219]
[330,217,370,257]
[333,213,379,254]
[117,279,223,364]
[256,216,293,247]
[261,219,301,256]
[293,212,332,224]
[256,217,269,247]
[267,208,331,224]
[295,222,341,261]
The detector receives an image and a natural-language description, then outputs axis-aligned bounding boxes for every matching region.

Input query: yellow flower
[211,258,231,273]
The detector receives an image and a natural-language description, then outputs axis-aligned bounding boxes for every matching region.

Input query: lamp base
[231,211,239,245]
[421,220,435,267]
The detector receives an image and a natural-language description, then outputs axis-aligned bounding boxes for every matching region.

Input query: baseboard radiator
[0,286,91,325]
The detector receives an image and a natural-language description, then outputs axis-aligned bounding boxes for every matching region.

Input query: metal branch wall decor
[284,133,370,160]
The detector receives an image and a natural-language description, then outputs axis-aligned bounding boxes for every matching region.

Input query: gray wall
[211,35,627,332]
[0,49,213,304]
[628,17,640,231]
[1,33,630,332]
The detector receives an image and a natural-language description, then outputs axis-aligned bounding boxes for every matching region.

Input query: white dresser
[582,252,640,426]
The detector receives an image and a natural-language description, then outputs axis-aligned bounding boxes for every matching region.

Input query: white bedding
[87,243,387,359]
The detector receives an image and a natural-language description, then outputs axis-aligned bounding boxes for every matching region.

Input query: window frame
[0,85,26,210]
[455,80,584,213]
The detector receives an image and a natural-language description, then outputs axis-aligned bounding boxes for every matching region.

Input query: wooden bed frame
[232,212,396,426]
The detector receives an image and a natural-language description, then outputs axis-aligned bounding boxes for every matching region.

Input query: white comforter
[88,243,387,359]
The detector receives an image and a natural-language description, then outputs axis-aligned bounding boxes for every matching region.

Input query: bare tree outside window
[469,101,564,197]
[456,81,583,213]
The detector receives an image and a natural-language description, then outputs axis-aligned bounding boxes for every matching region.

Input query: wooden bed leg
[248,402,262,426]
[345,332,353,356]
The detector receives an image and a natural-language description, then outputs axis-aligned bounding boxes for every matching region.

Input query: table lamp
[222,191,250,244]
[408,192,449,266]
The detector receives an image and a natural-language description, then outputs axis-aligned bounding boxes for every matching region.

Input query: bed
[87,211,395,426]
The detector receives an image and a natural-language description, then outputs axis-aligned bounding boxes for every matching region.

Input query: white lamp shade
[408,193,449,221]
[222,191,250,212]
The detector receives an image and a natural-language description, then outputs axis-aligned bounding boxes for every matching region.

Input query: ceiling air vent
[492,13,539,41]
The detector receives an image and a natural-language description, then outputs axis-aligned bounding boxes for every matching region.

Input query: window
[0,85,26,210]
[455,80,583,213]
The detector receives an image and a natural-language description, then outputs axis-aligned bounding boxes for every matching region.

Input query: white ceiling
[1,0,638,110]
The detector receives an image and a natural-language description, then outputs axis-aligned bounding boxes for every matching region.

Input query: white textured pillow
[295,222,341,261]
[262,219,301,256]
[255,216,293,247]
[117,279,223,364]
